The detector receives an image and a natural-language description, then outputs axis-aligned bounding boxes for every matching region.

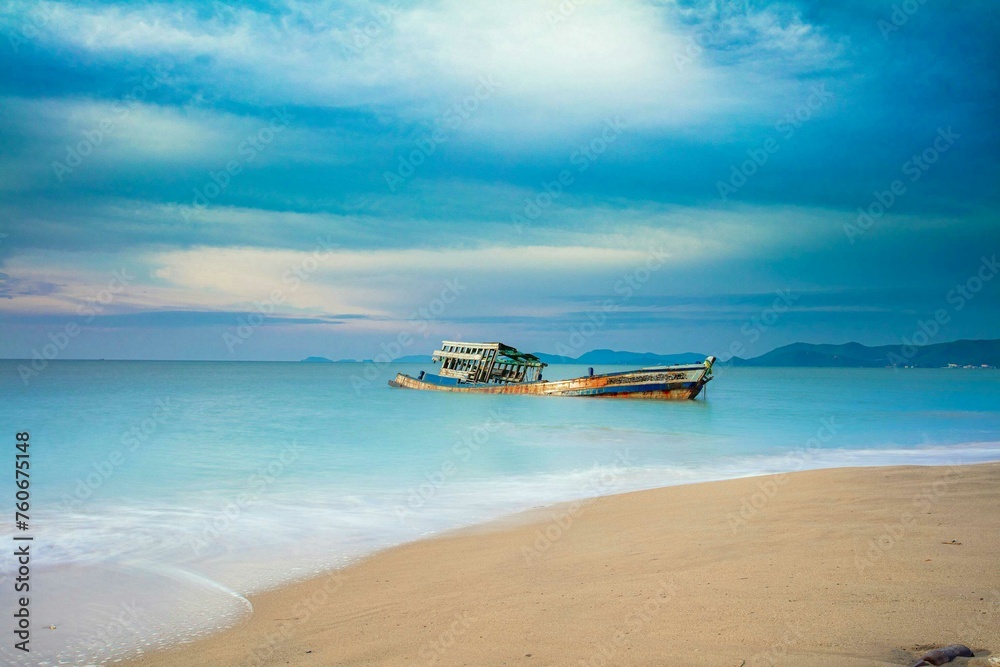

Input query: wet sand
[125,463,1000,666]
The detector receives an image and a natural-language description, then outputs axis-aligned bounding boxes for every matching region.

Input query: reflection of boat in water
[389,341,715,400]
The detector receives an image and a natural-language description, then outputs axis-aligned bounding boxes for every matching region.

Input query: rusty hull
[389,364,712,400]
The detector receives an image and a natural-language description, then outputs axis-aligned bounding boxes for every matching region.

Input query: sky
[0,0,998,361]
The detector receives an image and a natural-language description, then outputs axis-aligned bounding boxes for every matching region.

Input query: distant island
[301,351,704,364]
[303,338,999,368]
[533,349,706,365]
[727,338,1000,368]
[300,355,431,363]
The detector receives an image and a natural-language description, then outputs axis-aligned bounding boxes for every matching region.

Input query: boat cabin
[432,341,546,385]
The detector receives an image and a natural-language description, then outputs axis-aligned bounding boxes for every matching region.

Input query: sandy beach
[126,463,1000,667]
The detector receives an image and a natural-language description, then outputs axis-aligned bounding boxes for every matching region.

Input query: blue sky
[0,0,998,361]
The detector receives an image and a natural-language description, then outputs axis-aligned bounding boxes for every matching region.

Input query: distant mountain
[303,340,999,368]
[727,339,1000,368]
[304,351,705,365]
[301,356,428,363]
[534,349,707,365]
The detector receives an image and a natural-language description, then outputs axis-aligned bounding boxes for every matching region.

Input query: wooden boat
[389,341,715,400]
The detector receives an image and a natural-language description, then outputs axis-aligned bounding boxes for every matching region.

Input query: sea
[1,360,999,665]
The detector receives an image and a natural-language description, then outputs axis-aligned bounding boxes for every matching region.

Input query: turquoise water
[1,361,999,664]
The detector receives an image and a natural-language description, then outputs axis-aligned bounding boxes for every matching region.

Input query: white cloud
[11,0,846,140]
[145,243,660,316]
[0,197,853,326]
[0,94,352,193]
[0,95,229,181]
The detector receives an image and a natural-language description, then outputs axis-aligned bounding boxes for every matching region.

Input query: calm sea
[1,360,999,664]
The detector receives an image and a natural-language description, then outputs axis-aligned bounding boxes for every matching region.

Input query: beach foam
[2,362,999,664]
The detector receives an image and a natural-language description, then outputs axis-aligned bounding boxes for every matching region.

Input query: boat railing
[431,340,546,385]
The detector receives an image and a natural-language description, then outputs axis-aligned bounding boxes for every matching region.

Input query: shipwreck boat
[389,341,715,400]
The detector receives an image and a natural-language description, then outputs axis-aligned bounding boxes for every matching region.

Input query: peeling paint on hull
[389,364,713,401]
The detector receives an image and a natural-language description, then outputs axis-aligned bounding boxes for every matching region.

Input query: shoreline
[123,462,1000,667]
